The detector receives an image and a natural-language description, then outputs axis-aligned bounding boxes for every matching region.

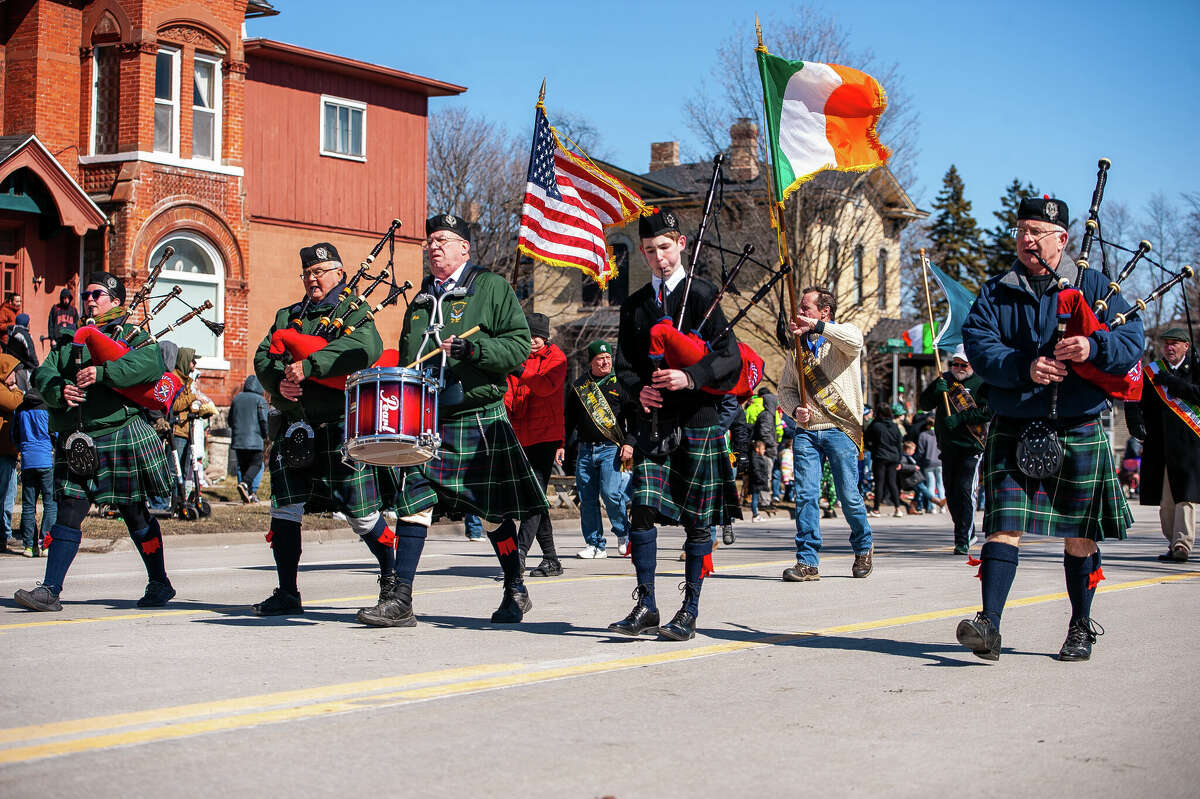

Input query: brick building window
[90,46,120,155]
[853,244,864,306]
[191,55,221,161]
[320,95,365,161]
[149,232,224,361]
[877,248,888,310]
[154,47,181,155]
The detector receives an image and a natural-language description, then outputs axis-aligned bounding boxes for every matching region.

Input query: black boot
[356,575,416,628]
[528,558,563,577]
[956,612,1002,661]
[657,582,700,641]
[608,584,660,636]
[1057,618,1103,661]
[489,520,531,623]
[491,583,532,623]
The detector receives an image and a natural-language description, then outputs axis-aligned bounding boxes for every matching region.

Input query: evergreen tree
[922,165,986,321]
[986,178,1040,276]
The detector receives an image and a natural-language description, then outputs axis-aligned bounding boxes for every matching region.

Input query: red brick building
[0,1,462,402]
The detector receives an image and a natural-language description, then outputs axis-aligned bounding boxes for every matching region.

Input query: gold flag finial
[538,78,546,107]
[755,15,765,51]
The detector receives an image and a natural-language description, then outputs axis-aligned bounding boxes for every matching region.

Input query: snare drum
[344,366,440,466]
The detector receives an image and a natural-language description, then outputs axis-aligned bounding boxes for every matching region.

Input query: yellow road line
[2,569,1195,765]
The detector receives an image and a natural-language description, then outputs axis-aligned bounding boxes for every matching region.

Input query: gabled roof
[0,135,106,234]
[244,39,466,98]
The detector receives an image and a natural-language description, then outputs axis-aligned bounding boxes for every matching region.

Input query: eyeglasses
[1009,226,1062,241]
[81,289,110,301]
[300,265,342,280]
[426,236,465,250]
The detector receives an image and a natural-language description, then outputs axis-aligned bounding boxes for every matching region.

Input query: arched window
[148,232,225,364]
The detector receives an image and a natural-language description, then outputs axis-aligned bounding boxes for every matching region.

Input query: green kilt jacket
[254,288,398,518]
[392,264,547,523]
[33,319,172,505]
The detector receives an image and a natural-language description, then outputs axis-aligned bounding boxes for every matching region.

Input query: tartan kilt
[56,415,172,505]
[632,424,741,529]
[983,416,1131,540]
[393,402,548,524]
[269,421,393,519]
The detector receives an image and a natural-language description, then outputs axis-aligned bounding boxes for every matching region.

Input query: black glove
[1124,401,1147,442]
[944,413,962,431]
[449,337,476,361]
[933,377,948,393]
[1155,373,1190,396]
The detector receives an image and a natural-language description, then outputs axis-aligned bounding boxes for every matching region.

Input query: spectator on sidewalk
[563,340,631,559]
[899,439,940,514]
[169,348,199,489]
[0,354,24,552]
[463,513,483,542]
[12,372,54,556]
[0,293,21,348]
[748,386,779,522]
[47,289,79,351]
[6,313,38,373]
[229,374,269,503]
[865,404,904,517]
[915,415,944,512]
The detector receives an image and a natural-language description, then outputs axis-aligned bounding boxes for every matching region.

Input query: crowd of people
[5,197,1196,664]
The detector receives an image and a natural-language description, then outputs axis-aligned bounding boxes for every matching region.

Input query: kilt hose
[393,402,548,524]
[984,416,1132,540]
[633,424,742,529]
[269,421,396,519]
[56,415,172,506]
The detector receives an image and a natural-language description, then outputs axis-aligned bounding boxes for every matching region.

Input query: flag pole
[919,248,952,416]
[756,18,805,407]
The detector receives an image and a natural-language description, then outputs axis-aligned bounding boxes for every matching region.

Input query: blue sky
[249,0,1198,241]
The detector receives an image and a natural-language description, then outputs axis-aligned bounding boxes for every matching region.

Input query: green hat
[1161,327,1190,342]
[587,340,611,360]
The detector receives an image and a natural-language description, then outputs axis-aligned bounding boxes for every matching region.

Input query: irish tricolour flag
[756,49,890,202]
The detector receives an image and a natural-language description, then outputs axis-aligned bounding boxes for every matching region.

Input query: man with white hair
[919,345,993,554]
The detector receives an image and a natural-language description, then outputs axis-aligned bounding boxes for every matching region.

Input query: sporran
[1016,420,1064,479]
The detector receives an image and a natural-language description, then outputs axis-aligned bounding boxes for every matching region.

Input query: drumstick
[406,325,482,368]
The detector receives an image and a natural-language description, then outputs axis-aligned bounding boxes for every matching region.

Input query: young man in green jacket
[357,213,547,628]
[251,243,399,617]
[14,273,175,612]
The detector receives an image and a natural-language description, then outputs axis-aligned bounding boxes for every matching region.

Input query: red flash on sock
[43,533,53,548]
[265,530,275,548]
[496,537,516,556]
[140,538,161,555]
[377,526,397,548]
[701,552,715,579]
[1088,567,1105,590]
[967,556,982,566]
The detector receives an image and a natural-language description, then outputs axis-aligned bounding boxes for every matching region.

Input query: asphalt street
[1,503,1196,798]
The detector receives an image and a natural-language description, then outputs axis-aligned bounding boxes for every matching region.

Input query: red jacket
[505,342,567,447]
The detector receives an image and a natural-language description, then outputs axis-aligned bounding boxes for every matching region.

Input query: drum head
[346,438,434,467]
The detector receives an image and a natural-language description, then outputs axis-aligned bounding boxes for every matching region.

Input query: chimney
[728,118,760,182]
[649,141,680,172]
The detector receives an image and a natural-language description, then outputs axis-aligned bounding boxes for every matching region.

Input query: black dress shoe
[490,585,532,623]
[657,609,697,641]
[956,612,1001,661]
[528,558,563,577]
[253,588,303,616]
[357,576,416,628]
[608,586,660,636]
[1057,618,1103,661]
[136,580,177,608]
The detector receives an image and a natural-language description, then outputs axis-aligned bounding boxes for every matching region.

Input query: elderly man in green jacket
[14,272,175,612]
[251,242,399,618]
[357,213,547,629]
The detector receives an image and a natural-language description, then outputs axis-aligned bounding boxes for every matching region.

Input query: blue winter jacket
[13,407,53,470]
[962,259,1144,421]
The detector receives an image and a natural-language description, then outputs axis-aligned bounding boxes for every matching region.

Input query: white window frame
[154,45,181,157]
[191,53,222,162]
[319,94,367,162]
[150,231,227,369]
[89,44,120,156]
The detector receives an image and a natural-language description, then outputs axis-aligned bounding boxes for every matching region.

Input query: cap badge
[315,247,328,260]
[1044,201,1058,222]
[663,212,676,228]
[445,214,457,226]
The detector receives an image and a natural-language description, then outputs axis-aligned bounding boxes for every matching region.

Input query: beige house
[531,120,927,388]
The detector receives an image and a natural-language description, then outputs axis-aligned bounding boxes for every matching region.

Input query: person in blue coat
[228,375,269,503]
[13,376,55,556]
[954,197,1143,663]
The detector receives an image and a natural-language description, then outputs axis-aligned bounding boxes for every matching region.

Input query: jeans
[235,449,265,495]
[0,455,17,540]
[923,465,944,511]
[575,442,630,550]
[772,459,783,499]
[944,451,981,548]
[464,513,483,539]
[172,436,192,487]
[910,480,935,510]
[792,428,872,566]
[19,468,56,548]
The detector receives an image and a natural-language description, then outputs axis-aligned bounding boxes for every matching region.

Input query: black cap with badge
[84,271,125,303]
[426,213,471,242]
[299,243,341,270]
[638,208,680,239]
[1018,196,1069,231]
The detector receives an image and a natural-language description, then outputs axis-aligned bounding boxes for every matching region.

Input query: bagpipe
[266,219,413,389]
[1046,159,1195,403]
[70,246,226,414]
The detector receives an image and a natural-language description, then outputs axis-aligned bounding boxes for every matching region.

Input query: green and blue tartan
[55,415,172,505]
[269,421,396,518]
[393,401,548,523]
[633,424,741,529]
[983,416,1131,540]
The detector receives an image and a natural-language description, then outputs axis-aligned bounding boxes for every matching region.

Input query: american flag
[518,105,649,288]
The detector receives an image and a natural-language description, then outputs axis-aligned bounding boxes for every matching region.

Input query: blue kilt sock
[268,518,303,595]
[682,538,711,616]
[43,524,83,594]
[393,523,427,585]
[129,517,168,584]
[361,517,397,578]
[628,527,658,611]
[980,541,1019,629]
[1064,550,1100,624]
